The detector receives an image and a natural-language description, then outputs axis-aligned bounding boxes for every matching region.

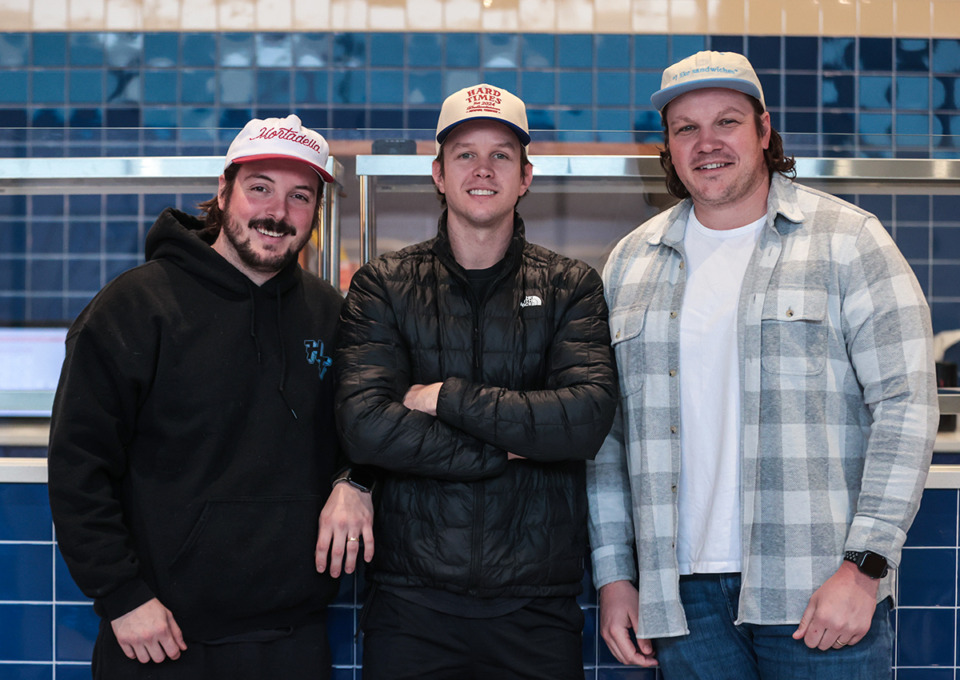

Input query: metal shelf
[355,155,960,262]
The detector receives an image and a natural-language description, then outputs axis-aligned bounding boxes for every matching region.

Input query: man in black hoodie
[48,115,373,680]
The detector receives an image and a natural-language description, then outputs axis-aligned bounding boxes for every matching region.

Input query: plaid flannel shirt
[587,174,938,638]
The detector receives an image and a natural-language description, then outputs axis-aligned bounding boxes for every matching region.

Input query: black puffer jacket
[336,213,617,597]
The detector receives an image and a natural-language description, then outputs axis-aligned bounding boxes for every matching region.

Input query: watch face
[860,551,888,578]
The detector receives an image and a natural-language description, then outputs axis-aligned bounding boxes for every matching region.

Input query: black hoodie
[48,208,344,642]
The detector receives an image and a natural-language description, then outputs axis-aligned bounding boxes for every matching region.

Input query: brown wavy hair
[658,96,796,200]
[196,163,323,232]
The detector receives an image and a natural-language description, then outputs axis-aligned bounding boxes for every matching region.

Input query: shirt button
[669,369,677,377]
[615,330,621,339]
[671,484,677,493]
[679,262,685,270]
[670,425,678,434]
[786,308,794,317]
[670,311,677,319]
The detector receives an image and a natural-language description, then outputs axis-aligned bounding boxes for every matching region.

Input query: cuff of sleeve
[95,579,156,622]
[845,515,909,569]
[590,544,638,591]
[435,377,463,427]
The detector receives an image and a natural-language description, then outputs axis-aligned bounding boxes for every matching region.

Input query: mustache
[248,217,296,236]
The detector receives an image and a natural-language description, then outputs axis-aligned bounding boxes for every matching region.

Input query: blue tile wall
[1,32,960,675]
[0,480,957,678]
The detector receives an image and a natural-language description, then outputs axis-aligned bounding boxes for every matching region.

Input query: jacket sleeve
[47,292,157,621]
[436,265,618,462]
[841,216,938,567]
[336,263,509,482]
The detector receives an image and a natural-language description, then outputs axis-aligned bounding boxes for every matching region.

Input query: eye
[674,124,695,135]
[292,192,312,203]
[493,152,509,160]
[457,151,475,160]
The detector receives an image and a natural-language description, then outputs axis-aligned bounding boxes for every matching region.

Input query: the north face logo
[304,339,333,379]
[520,295,542,308]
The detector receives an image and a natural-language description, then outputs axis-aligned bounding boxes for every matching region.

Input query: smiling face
[212,158,320,285]
[664,87,772,228]
[432,119,532,236]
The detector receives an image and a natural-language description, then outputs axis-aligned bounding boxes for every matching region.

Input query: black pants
[92,617,331,680]
[360,589,585,680]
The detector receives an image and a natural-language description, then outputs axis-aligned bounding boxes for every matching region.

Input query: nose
[695,127,722,153]
[264,193,288,222]
[473,159,493,178]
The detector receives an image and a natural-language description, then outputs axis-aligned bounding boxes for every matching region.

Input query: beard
[220,212,310,276]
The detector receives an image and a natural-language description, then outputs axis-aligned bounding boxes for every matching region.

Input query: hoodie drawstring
[246,282,297,421]
[276,287,297,420]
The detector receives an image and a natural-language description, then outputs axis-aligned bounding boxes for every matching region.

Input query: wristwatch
[843,550,889,579]
[332,467,377,494]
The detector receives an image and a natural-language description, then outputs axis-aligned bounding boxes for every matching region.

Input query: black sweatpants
[92,617,331,680]
[360,589,585,680]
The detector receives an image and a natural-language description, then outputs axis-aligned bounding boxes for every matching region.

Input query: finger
[118,641,138,661]
[158,631,183,661]
[342,533,362,574]
[146,640,167,664]
[327,537,347,579]
[166,613,188,655]
[362,524,375,563]
[792,605,813,640]
[814,628,835,651]
[315,520,333,573]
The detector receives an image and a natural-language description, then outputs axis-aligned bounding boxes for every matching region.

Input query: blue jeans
[654,573,893,680]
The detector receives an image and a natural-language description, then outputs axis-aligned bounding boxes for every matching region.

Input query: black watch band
[332,467,377,494]
[843,550,889,579]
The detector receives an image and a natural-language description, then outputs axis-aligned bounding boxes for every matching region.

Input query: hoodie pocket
[165,495,326,624]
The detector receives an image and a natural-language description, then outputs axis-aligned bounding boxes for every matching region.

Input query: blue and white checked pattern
[587,173,939,639]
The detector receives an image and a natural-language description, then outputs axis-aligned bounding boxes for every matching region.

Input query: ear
[759,111,772,150]
[518,161,533,198]
[217,175,228,210]
[431,158,445,196]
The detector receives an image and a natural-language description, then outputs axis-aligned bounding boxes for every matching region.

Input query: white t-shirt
[676,209,764,575]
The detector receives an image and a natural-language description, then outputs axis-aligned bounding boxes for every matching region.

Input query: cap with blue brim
[651,51,765,113]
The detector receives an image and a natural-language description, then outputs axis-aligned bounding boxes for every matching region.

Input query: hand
[599,580,658,667]
[403,383,442,416]
[793,561,881,650]
[316,481,374,577]
[507,452,527,460]
[111,598,187,664]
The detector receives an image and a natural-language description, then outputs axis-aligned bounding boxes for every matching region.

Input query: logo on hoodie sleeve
[304,340,333,380]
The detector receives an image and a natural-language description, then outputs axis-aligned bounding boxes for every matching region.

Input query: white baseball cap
[224,114,334,183]
[436,84,530,149]
[651,51,765,112]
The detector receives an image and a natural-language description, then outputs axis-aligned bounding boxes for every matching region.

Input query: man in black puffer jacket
[336,84,618,679]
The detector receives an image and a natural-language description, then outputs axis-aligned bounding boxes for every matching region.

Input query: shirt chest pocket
[610,310,645,396]
[760,288,828,376]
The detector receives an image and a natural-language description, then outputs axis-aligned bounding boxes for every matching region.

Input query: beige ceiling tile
[519,0,556,32]
[858,0,893,35]
[330,0,368,29]
[181,0,220,28]
[894,0,931,37]
[745,0,781,35]
[0,0,31,30]
[670,0,709,34]
[143,0,182,30]
[556,0,594,32]
[708,0,747,34]
[444,0,482,30]
[105,0,143,29]
[293,0,330,27]
[69,0,106,29]
[632,0,669,33]
[407,0,443,29]
[255,0,294,29]
[820,0,857,37]
[481,0,520,32]
[932,0,960,38]
[218,0,256,29]
[595,0,631,33]
[782,0,819,35]
[368,0,407,30]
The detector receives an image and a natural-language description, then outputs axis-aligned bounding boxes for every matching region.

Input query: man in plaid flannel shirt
[587,51,939,679]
